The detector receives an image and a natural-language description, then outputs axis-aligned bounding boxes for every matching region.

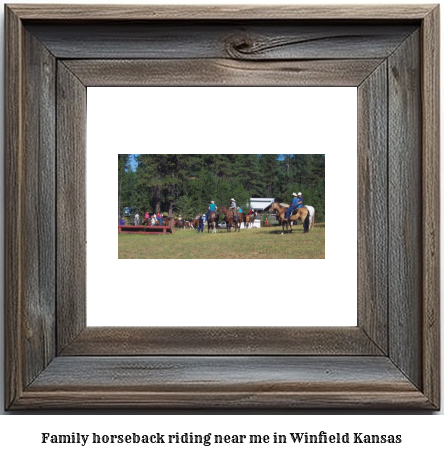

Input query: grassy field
[118,223,325,259]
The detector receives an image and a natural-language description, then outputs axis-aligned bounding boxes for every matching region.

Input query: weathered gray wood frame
[5,4,440,409]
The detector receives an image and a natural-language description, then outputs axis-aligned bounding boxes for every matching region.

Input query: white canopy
[250,198,275,211]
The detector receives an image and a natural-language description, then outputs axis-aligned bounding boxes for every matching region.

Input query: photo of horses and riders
[118,154,325,259]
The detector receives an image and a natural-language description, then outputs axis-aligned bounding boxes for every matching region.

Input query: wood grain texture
[357,62,388,354]
[26,22,416,60]
[7,4,435,20]
[61,327,382,356]
[5,10,58,409]
[15,390,433,410]
[388,30,422,389]
[64,58,383,87]
[4,4,24,410]
[56,62,87,353]
[4,4,440,410]
[28,356,418,391]
[21,28,57,387]
[13,356,432,409]
[421,6,440,409]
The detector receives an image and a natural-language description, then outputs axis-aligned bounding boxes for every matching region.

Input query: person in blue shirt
[296,192,304,208]
[197,213,204,233]
[205,201,217,224]
[119,217,125,226]
[284,192,299,220]
[237,207,243,226]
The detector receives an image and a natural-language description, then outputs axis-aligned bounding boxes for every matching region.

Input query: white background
[87,87,357,326]
[0,0,442,450]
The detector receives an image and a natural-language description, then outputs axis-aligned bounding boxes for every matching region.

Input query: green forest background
[118,154,325,221]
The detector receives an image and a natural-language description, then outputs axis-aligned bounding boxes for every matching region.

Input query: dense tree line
[118,154,325,221]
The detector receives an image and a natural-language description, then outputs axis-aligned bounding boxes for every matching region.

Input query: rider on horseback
[230,198,238,221]
[296,192,304,208]
[284,192,300,221]
[205,200,217,224]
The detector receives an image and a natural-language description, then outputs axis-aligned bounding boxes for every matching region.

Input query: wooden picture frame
[5,4,440,409]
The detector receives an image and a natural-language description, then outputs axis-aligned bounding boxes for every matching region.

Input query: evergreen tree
[259,154,280,198]
[118,154,130,219]
[119,154,325,222]
[245,154,265,197]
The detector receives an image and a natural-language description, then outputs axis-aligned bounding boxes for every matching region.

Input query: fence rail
[118,225,173,235]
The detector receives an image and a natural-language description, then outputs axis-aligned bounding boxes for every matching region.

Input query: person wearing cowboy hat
[205,200,217,225]
[296,192,304,209]
[284,192,299,221]
[230,198,238,221]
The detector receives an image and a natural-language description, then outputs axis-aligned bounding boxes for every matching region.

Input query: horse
[237,212,245,229]
[270,202,315,234]
[245,214,255,228]
[219,206,240,232]
[207,211,218,234]
[162,217,176,229]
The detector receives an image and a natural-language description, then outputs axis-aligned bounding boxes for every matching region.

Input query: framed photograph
[5,4,440,409]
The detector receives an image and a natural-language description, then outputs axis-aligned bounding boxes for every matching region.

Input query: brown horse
[237,212,245,228]
[270,202,311,234]
[162,217,176,229]
[245,214,255,228]
[219,206,240,232]
[207,211,218,234]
